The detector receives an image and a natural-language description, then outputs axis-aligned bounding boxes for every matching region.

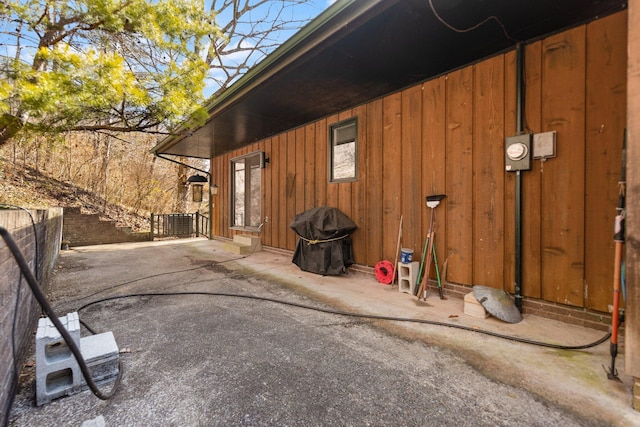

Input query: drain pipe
[514,42,525,312]
[154,152,211,177]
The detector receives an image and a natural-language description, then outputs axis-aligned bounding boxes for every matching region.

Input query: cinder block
[398,262,419,295]
[36,312,82,406]
[36,314,120,405]
[80,332,120,388]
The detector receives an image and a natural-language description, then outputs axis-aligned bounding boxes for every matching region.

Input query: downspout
[154,152,211,177]
[514,42,525,312]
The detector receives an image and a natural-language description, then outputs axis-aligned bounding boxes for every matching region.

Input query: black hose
[77,291,611,351]
[0,227,122,408]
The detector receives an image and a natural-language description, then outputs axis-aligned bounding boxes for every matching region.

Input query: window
[329,118,357,182]
[230,151,262,229]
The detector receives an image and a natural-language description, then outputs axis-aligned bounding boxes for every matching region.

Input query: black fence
[151,213,209,238]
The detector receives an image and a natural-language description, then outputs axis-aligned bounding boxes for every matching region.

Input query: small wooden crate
[464,292,489,319]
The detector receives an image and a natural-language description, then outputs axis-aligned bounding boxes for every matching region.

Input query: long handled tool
[607,131,626,382]
[415,229,430,296]
[392,215,403,284]
[432,234,444,299]
[415,194,445,301]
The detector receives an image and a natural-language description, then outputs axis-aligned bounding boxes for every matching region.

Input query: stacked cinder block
[35,312,83,406]
[398,261,419,295]
[35,312,120,406]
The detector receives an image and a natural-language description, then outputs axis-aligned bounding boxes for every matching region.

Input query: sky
[203,0,337,97]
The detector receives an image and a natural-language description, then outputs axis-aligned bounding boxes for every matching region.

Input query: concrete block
[35,312,82,406]
[398,262,419,295]
[36,314,120,406]
[80,332,120,387]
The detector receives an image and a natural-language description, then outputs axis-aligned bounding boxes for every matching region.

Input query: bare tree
[203,0,321,94]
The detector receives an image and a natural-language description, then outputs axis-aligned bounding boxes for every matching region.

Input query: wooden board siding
[541,26,586,306]
[303,123,316,212]
[584,11,627,312]
[472,55,505,287]
[210,11,626,313]
[263,137,273,246]
[503,50,517,295]
[352,104,368,260]
[381,94,402,263]
[625,0,640,380]
[365,99,384,267]
[421,77,447,280]
[286,131,296,250]
[401,85,423,256]
[278,133,287,247]
[314,119,328,208]
[522,42,543,299]
[270,136,280,248]
[445,67,474,285]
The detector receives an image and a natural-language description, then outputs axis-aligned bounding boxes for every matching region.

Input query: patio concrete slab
[7,238,640,426]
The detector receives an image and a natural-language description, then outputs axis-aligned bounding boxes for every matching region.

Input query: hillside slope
[1,158,150,232]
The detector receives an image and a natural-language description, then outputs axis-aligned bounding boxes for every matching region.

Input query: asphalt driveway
[7,238,639,426]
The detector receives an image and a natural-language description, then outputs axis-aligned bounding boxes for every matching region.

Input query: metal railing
[151,213,209,239]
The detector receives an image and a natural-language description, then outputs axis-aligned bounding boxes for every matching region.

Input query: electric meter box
[505,134,532,171]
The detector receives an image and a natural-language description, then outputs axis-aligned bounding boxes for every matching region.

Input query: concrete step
[223,234,261,254]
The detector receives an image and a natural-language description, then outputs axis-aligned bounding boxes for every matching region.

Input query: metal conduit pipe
[514,42,525,312]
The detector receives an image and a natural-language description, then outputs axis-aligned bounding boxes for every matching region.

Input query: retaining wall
[62,207,150,247]
[0,207,62,422]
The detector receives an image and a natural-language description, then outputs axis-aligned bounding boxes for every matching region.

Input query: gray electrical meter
[505,134,532,171]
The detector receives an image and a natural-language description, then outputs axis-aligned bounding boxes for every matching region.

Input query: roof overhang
[153,0,627,159]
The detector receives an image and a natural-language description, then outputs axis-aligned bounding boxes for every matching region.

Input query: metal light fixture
[187,174,208,203]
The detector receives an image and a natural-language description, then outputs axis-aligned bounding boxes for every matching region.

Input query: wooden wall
[625,0,640,381]
[211,11,627,313]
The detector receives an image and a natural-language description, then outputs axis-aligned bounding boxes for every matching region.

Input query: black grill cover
[290,207,357,276]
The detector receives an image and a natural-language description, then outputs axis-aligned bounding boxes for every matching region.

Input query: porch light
[187,174,208,203]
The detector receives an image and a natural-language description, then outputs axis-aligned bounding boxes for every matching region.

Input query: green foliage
[0,0,222,144]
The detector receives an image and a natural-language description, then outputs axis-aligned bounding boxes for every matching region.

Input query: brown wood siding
[210,12,626,313]
[365,99,384,266]
[445,67,474,285]
[304,123,316,212]
[381,94,402,263]
[584,11,627,312]
[473,55,505,286]
[421,77,447,279]
[401,86,423,256]
[503,50,517,295]
[352,104,368,262]
[286,131,296,250]
[270,136,280,248]
[541,26,586,306]
[522,42,544,299]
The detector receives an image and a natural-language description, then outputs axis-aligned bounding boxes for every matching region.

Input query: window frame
[328,117,358,183]
[229,150,263,231]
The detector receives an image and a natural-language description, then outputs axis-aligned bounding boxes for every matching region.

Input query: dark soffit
[153,0,627,158]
